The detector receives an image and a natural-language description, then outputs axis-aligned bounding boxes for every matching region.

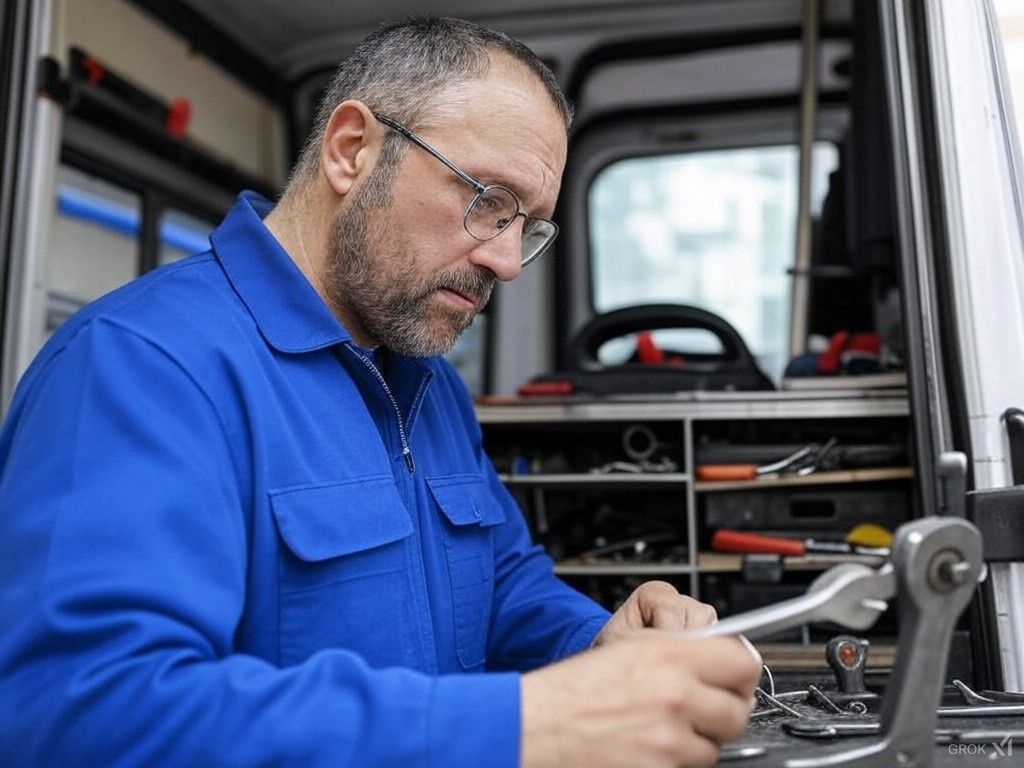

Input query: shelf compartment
[694,466,913,493]
[499,472,689,487]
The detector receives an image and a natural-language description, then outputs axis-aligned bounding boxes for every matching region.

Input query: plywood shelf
[694,467,913,493]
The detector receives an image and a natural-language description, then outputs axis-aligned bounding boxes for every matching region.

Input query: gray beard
[323,185,495,357]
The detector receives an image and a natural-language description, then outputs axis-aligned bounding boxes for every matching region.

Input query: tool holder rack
[478,390,913,633]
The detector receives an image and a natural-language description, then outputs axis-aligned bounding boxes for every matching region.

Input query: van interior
[2,0,1019,763]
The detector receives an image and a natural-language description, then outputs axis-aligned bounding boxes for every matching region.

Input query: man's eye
[480,193,504,212]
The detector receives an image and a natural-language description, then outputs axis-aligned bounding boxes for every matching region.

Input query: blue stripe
[57,186,211,257]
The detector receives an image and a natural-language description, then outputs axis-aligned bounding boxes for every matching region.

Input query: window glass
[48,165,141,334]
[589,143,839,382]
[597,328,724,366]
[159,209,215,265]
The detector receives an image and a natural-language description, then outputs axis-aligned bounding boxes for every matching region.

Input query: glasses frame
[372,111,558,266]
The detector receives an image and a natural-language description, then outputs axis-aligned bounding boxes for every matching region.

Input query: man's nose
[468,229,523,282]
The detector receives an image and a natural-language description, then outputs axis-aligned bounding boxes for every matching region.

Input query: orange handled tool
[695,464,759,482]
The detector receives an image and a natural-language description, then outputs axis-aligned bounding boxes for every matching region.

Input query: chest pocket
[271,477,416,668]
[426,474,506,670]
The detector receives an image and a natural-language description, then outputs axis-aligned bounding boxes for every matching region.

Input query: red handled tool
[711,529,890,557]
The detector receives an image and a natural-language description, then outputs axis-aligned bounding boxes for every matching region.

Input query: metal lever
[689,517,984,768]
[788,517,983,768]
[690,562,895,641]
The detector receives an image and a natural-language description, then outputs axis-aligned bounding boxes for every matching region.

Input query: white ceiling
[174,0,851,81]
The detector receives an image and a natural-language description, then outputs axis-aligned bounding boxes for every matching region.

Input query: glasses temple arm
[373,112,485,194]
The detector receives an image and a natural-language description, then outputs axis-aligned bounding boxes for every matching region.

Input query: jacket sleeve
[0,319,520,768]
[458,385,610,671]
[483,458,611,671]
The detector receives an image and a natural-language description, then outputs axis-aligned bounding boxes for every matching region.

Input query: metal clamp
[689,517,984,768]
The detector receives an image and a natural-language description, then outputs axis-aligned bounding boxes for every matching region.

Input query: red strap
[636,331,665,365]
[846,332,882,355]
[817,331,850,374]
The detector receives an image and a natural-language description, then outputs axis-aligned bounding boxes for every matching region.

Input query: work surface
[722,704,1023,766]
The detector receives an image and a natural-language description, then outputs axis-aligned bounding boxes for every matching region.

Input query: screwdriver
[711,529,890,557]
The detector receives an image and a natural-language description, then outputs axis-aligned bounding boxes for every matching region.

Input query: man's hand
[592,581,717,647]
[520,634,761,768]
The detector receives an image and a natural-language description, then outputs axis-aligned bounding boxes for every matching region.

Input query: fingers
[670,637,761,699]
[684,682,755,745]
[681,600,717,629]
[635,582,718,631]
[685,636,763,696]
[665,727,721,768]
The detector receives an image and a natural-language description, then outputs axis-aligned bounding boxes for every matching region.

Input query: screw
[895,750,913,767]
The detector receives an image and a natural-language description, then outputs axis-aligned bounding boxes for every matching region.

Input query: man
[0,17,760,768]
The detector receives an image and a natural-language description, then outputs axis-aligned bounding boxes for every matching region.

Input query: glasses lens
[465,186,519,240]
[521,218,558,266]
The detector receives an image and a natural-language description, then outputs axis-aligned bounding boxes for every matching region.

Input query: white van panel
[55,0,284,183]
[927,0,1024,688]
[2,0,60,409]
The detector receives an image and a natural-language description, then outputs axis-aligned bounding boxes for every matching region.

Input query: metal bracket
[691,517,984,768]
[966,486,1024,561]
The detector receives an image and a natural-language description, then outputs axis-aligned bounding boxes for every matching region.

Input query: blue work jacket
[0,192,610,767]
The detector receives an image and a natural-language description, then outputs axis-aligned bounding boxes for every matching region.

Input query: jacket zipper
[348,347,415,474]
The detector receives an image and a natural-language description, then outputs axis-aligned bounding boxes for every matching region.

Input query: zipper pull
[403,446,415,474]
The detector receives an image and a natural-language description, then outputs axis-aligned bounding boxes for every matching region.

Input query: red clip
[165,98,191,138]
[81,57,105,86]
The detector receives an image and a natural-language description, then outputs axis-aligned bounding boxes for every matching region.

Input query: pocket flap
[270,477,413,562]
[426,475,507,527]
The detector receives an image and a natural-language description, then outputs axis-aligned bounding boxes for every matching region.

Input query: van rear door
[886,0,1024,689]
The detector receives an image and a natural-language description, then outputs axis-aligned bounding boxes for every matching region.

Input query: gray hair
[288,16,572,189]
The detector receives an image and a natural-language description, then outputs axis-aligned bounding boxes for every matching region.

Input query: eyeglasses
[372,112,558,267]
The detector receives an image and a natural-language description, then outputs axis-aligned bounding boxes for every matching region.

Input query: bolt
[939,560,972,585]
[927,550,967,592]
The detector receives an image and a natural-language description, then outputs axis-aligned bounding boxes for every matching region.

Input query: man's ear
[320,100,377,197]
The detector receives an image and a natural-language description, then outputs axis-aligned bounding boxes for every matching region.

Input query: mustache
[426,268,496,308]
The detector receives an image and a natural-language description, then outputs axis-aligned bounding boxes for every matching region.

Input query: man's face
[323,56,567,357]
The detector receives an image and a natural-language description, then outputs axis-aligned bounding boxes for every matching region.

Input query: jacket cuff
[428,671,521,768]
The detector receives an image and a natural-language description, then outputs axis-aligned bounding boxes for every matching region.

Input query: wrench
[690,561,895,641]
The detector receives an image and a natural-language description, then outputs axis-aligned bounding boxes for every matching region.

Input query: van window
[159,209,215,265]
[588,143,839,381]
[49,165,142,333]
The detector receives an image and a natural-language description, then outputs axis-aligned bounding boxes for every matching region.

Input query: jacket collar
[210,191,351,354]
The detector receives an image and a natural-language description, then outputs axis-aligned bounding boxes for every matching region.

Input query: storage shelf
[697,551,888,573]
[498,472,689,487]
[554,562,693,576]
[480,393,913,609]
[694,466,913,493]
[477,392,909,423]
